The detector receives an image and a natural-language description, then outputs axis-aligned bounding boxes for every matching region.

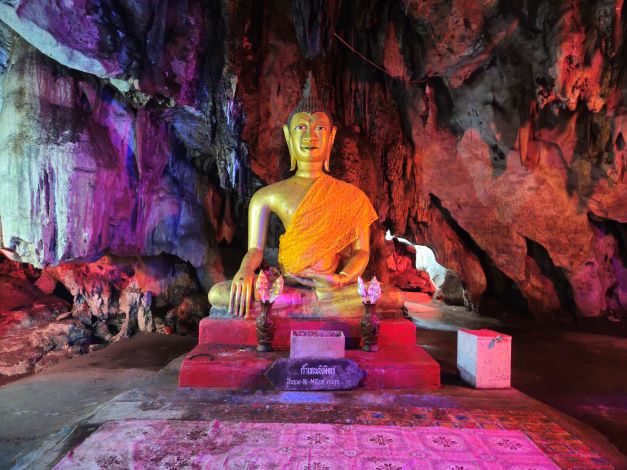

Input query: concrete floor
[0,299,625,469]
[0,335,197,469]
[404,293,627,461]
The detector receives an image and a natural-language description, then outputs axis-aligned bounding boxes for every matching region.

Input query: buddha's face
[283,112,337,166]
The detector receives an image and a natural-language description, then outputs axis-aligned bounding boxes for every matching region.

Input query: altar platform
[4,328,622,469]
[178,316,441,390]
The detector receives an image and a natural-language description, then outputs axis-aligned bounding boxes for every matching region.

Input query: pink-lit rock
[34,270,57,295]
[457,329,512,389]
[387,239,437,295]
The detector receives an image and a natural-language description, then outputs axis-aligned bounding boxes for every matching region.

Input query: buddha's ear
[283,124,296,171]
[282,124,291,146]
[324,127,337,172]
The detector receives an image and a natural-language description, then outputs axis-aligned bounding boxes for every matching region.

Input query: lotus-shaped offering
[255,269,284,304]
[357,276,381,304]
[255,270,270,302]
[269,275,284,303]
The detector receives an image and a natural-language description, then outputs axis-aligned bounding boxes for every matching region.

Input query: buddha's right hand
[229,270,254,318]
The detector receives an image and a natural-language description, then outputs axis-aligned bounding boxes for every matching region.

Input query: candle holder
[357,276,382,353]
[256,301,275,352]
[360,301,380,352]
[254,270,283,352]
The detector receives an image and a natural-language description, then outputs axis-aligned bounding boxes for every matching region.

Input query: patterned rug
[54,420,560,469]
[157,403,610,469]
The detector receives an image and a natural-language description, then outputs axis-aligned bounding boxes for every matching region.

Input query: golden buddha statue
[208,81,404,319]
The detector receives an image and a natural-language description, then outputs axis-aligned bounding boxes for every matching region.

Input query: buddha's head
[283,76,336,172]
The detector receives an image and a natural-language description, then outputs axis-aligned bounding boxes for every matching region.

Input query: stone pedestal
[198,316,415,350]
[179,345,440,390]
[457,329,511,389]
[179,317,441,390]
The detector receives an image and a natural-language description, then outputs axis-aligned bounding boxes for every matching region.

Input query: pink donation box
[457,329,511,389]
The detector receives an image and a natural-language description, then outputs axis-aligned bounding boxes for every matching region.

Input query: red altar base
[179,317,440,390]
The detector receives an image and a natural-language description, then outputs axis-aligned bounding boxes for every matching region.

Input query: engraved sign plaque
[265,358,365,390]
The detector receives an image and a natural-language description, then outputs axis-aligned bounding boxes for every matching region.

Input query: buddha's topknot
[287,72,331,126]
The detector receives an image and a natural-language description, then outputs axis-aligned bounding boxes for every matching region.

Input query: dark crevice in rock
[497,0,555,33]
[480,261,530,317]
[489,143,507,176]
[430,194,529,316]
[525,237,577,316]
[292,0,335,60]
[90,1,135,76]
[52,281,74,304]
[586,214,627,318]
[198,1,226,112]
[588,213,627,268]
[387,83,423,154]
[428,76,460,135]
[429,196,487,270]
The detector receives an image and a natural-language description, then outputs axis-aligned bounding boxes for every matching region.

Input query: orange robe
[278,174,378,275]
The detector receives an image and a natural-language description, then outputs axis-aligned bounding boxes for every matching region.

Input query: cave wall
[0,0,625,321]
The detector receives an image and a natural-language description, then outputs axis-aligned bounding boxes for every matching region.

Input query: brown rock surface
[0,252,208,376]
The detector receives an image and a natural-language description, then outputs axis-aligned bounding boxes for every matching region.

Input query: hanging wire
[333,32,434,84]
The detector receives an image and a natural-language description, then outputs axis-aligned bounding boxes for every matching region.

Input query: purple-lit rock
[0,37,219,283]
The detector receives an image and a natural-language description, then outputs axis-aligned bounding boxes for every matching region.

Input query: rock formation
[0,0,624,342]
[387,238,437,296]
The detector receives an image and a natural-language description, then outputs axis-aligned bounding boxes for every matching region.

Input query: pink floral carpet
[54,420,560,469]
